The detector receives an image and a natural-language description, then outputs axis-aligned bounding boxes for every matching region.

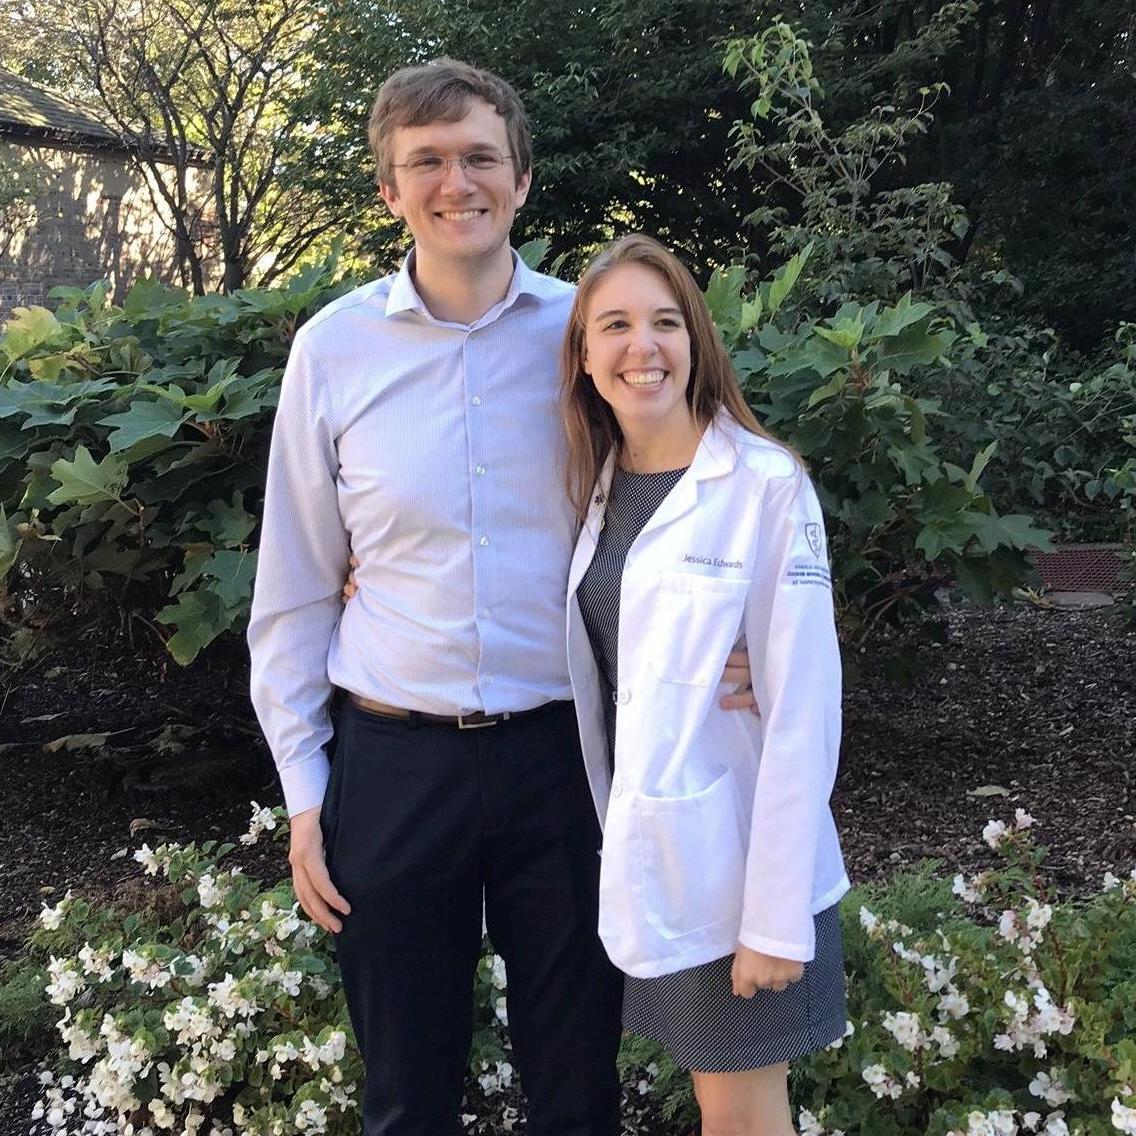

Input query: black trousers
[321,699,624,1136]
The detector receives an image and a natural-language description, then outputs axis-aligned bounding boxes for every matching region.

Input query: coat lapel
[634,419,738,544]
[567,452,616,596]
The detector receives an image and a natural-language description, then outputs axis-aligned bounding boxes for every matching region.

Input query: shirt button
[476,464,486,475]
[616,689,631,705]
[479,536,490,547]
[472,395,482,406]
[479,608,490,619]
[612,780,623,798]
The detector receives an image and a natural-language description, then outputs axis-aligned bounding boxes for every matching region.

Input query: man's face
[379,98,531,269]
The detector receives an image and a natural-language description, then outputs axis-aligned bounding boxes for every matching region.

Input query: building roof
[0,68,211,165]
[0,68,124,147]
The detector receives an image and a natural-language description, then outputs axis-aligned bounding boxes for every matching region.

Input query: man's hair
[368,58,532,187]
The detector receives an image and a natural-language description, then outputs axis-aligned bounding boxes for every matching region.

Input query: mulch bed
[1,600,1134,1134]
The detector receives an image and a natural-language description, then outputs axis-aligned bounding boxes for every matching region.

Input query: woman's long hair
[561,233,786,524]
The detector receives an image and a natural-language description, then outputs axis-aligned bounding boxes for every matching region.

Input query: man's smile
[437,208,488,221]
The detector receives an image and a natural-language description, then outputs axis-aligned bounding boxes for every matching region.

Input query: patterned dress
[575,465,847,1072]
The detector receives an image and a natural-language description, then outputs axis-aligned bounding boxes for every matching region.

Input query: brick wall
[0,140,220,319]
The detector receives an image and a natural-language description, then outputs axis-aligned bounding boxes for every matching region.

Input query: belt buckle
[457,713,500,729]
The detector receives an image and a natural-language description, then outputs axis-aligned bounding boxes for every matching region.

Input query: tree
[292,0,792,279]
[3,0,354,293]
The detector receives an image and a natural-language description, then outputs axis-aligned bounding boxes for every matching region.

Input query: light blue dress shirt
[248,251,578,815]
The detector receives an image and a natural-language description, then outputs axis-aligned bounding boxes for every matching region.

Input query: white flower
[1039,1112,1068,1136]
[239,802,278,846]
[133,843,163,875]
[1104,872,1122,891]
[983,819,1009,849]
[196,873,228,909]
[799,1109,824,1136]
[930,1025,960,1058]
[294,1100,328,1133]
[1021,1113,1041,1132]
[858,905,879,933]
[1029,1070,1074,1106]
[494,996,508,1026]
[1014,808,1035,830]
[1112,1098,1136,1135]
[952,874,980,903]
[998,909,1019,942]
[78,944,115,982]
[39,891,73,931]
[861,1064,902,1100]
[490,954,508,990]
[1025,899,1053,931]
[881,1011,926,1052]
[937,990,970,1020]
[45,957,84,1005]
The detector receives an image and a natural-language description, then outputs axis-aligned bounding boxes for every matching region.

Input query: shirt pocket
[636,768,745,940]
[645,572,747,686]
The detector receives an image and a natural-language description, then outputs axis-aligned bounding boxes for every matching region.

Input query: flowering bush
[27,808,1136,1135]
[26,803,510,1136]
[790,810,1136,1136]
[617,813,1136,1135]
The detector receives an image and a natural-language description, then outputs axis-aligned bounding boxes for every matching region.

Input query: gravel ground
[1,599,1133,1134]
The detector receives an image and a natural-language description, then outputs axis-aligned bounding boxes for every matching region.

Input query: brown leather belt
[348,692,567,729]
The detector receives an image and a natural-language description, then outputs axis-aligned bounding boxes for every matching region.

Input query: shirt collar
[384,247,567,321]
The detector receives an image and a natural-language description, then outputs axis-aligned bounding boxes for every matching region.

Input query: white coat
[566,412,850,980]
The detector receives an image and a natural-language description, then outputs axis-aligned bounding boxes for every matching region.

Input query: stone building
[0,68,218,319]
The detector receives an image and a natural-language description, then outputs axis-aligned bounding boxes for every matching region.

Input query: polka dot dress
[576,465,848,1073]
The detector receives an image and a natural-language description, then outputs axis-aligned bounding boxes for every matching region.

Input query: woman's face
[581,263,693,437]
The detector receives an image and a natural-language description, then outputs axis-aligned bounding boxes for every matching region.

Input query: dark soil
[1,601,1134,1134]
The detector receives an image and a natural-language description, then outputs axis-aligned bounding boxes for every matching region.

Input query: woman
[562,234,849,1136]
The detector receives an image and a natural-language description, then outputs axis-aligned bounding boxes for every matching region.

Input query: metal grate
[1033,543,1126,594]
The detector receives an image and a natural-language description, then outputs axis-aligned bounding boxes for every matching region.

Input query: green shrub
[0,255,351,664]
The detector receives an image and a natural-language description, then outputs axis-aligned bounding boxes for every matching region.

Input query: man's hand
[731,946,803,997]
[289,807,351,933]
[719,645,760,714]
[341,554,360,602]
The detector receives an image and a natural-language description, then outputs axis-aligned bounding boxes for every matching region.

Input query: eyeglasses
[391,150,515,180]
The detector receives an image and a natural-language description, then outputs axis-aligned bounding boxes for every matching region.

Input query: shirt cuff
[280,754,331,818]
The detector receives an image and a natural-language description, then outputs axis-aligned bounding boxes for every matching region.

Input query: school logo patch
[805,522,823,559]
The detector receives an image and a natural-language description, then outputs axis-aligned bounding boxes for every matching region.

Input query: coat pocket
[636,768,745,940]
[646,572,747,686]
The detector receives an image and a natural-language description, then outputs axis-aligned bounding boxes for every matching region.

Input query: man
[249,57,752,1136]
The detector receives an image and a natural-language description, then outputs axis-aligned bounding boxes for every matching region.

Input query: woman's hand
[341,554,360,602]
[731,946,803,997]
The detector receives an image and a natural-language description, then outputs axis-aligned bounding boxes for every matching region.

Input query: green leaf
[517,237,550,271]
[704,264,746,333]
[0,420,30,463]
[869,321,956,375]
[769,333,848,379]
[123,276,189,320]
[869,293,936,340]
[0,306,65,360]
[965,441,997,492]
[816,315,864,350]
[806,371,849,408]
[97,399,187,452]
[0,504,19,578]
[155,588,235,665]
[47,446,128,506]
[202,549,257,609]
[765,243,812,319]
[193,494,257,547]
